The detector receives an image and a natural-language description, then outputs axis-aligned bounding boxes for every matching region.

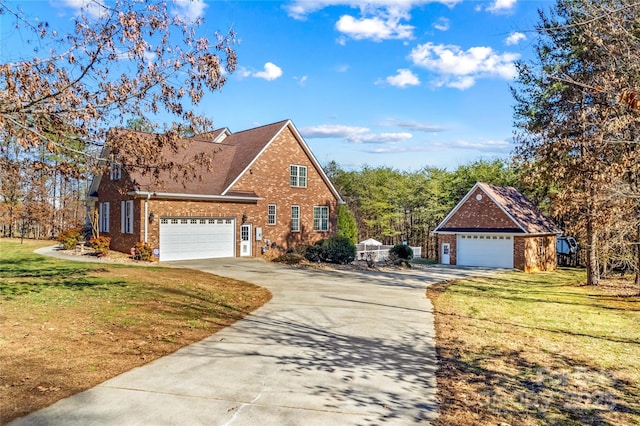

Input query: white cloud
[380,69,420,88]
[486,0,517,13]
[253,62,283,81]
[300,124,370,139]
[236,63,283,81]
[300,124,412,144]
[237,67,252,78]
[335,64,350,73]
[505,31,526,45]
[335,13,414,41]
[285,1,462,42]
[285,1,461,20]
[366,138,512,154]
[294,75,308,85]
[378,118,446,132]
[172,0,208,22]
[364,145,432,154]
[430,138,512,152]
[409,42,519,89]
[61,0,106,18]
[433,17,450,31]
[446,76,475,90]
[350,132,413,144]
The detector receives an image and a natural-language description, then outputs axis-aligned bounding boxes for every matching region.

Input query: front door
[240,224,252,257]
[441,243,450,265]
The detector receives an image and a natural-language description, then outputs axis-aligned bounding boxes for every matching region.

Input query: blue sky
[3,0,550,171]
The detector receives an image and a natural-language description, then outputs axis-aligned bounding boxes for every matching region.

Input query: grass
[0,239,272,423]
[428,268,640,426]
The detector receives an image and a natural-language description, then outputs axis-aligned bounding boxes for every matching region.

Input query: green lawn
[429,269,640,426]
[0,239,271,422]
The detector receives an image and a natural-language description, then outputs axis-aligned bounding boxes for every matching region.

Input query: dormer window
[290,165,307,187]
[110,162,122,180]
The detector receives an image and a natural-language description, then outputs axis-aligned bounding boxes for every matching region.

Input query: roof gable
[479,183,559,234]
[434,182,559,235]
[98,120,343,203]
[221,120,343,203]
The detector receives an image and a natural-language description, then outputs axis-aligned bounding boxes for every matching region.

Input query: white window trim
[268,204,277,225]
[291,205,300,232]
[121,200,134,234]
[290,165,307,188]
[99,202,110,233]
[313,206,329,232]
[110,163,121,180]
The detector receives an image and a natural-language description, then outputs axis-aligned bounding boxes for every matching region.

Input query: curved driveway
[13,257,496,426]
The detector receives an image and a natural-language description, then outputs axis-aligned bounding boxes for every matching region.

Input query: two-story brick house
[86,119,344,261]
[433,182,560,272]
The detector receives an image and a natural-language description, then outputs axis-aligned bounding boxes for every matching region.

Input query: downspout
[144,193,150,243]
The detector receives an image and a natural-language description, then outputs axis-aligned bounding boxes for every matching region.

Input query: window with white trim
[99,202,110,233]
[121,200,134,234]
[268,204,277,225]
[110,162,121,180]
[290,165,307,187]
[291,205,300,232]
[313,206,329,231]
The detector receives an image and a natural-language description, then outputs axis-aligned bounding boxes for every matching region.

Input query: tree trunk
[586,213,600,286]
[636,223,640,290]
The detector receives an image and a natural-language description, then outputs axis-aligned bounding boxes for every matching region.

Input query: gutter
[144,193,150,243]
[130,191,263,202]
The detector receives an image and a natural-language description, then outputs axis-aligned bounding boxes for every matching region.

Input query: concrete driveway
[12,258,496,426]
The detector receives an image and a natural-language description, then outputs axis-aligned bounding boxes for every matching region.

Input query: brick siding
[94,126,338,258]
[442,188,516,230]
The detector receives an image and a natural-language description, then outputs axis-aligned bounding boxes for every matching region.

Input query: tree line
[326,159,521,259]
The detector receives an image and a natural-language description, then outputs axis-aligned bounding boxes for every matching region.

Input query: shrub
[389,244,414,260]
[323,236,356,265]
[304,241,326,263]
[134,242,153,261]
[88,236,111,257]
[388,244,413,267]
[56,228,83,250]
[337,204,358,245]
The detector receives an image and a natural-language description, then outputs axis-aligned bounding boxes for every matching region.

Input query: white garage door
[457,234,514,268]
[159,217,235,261]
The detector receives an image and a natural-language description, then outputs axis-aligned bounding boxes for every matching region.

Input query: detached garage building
[433,182,560,272]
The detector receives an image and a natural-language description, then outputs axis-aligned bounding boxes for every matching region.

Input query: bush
[88,236,111,257]
[389,244,414,260]
[56,228,83,250]
[304,241,325,263]
[324,236,356,264]
[134,242,153,261]
[337,204,358,245]
[388,244,413,267]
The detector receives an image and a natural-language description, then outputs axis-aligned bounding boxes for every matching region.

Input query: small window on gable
[268,204,277,225]
[290,165,307,187]
[110,162,122,180]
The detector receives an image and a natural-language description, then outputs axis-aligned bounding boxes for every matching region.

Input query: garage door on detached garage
[457,235,514,269]
[159,217,235,262]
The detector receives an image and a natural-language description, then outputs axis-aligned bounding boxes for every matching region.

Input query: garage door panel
[457,235,513,268]
[159,218,235,261]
